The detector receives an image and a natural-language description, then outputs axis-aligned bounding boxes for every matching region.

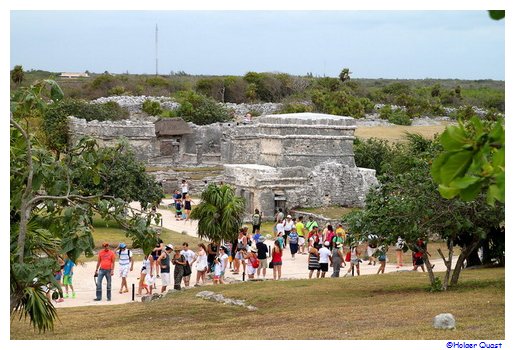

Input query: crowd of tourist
[44,193,430,303]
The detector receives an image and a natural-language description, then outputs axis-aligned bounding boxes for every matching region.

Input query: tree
[189,184,245,244]
[10,80,163,332]
[11,65,25,86]
[175,91,231,125]
[345,135,504,290]
[339,68,351,83]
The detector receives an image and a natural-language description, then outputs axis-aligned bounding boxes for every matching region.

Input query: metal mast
[155,24,158,76]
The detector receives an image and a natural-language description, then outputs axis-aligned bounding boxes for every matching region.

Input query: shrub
[279,102,313,114]
[175,91,231,125]
[353,138,394,175]
[145,76,169,88]
[142,99,163,116]
[42,99,129,154]
[450,105,476,121]
[108,86,126,96]
[388,109,411,125]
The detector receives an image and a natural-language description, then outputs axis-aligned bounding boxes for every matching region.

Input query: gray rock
[141,295,152,303]
[196,291,215,298]
[433,313,456,329]
[247,306,258,311]
[234,299,246,306]
[211,294,225,302]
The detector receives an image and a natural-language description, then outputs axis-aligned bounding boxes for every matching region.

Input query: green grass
[10,267,504,339]
[296,206,358,219]
[90,216,206,254]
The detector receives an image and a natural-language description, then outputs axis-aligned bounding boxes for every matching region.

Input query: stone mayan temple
[221,113,378,219]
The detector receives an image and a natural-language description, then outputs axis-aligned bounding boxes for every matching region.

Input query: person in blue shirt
[288,227,299,260]
[63,254,76,298]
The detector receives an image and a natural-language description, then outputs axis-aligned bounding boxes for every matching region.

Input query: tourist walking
[157,244,173,292]
[207,241,218,273]
[94,242,116,301]
[184,194,193,221]
[213,257,222,285]
[243,247,259,279]
[219,246,229,284]
[296,216,307,255]
[288,227,299,260]
[308,245,321,279]
[181,179,189,200]
[318,241,332,278]
[195,243,209,286]
[117,242,134,294]
[138,252,153,296]
[271,240,283,280]
[344,245,361,277]
[325,225,335,249]
[377,246,387,274]
[151,231,164,278]
[330,243,345,278]
[256,236,268,278]
[232,229,248,274]
[181,242,196,287]
[62,254,76,298]
[395,236,405,268]
[283,215,295,247]
[252,208,262,235]
[172,247,187,290]
[305,216,318,232]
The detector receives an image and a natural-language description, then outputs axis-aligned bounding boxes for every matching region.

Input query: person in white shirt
[218,247,229,284]
[117,243,133,294]
[318,241,332,278]
[180,242,197,287]
[181,180,189,201]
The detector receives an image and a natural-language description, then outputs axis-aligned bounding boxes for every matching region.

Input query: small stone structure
[222,113,377,219]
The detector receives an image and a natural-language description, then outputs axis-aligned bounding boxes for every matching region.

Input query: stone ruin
[67,112,377,217]
[221,113,377,219]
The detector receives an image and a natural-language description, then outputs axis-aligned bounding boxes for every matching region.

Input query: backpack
[118,249,131,258]
[250,256,259,268]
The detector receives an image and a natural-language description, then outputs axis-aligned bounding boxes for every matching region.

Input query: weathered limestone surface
[222,113,378,219]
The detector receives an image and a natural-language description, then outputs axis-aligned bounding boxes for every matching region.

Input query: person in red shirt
[94,242,116,301]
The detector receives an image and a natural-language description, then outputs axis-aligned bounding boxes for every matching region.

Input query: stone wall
[68,117,158,161]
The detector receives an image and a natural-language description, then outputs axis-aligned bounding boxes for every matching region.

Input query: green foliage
[429,276,443,292]
[279,102,313,114]
[431,117,504,205]
[379,105,412,125]
[174,91,231,125]
[189,184,245,243]
[353,138,393,175]
[145,76,169,88]
[107,86,126,96]
[311,89,368,118]
[90,74,116,89]
[11,65,25,85]
[11,80,164,332]
[450,105,476,121]
[142,99,163,116]
[488,10,505,20]
[339,68,351,83]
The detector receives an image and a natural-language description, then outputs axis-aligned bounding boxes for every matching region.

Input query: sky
[10,10,505,80]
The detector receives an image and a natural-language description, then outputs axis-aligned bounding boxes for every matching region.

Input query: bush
[279,102,313,114]
[311,89,368,118]
[353,138,394,175]
[450,105,476,121]
[42,99,129,154]
[108,86,126,96]
[388,109,411,125]
[175,91,231,125]
[142,99,163,116]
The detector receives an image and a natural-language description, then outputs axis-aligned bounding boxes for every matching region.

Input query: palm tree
[339,68,351,83]
[11,65,24,86]
[189,183,245,244]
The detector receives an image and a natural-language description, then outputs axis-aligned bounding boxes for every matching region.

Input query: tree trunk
[424,252,435,285]
[17,201,31,264]
[450,239,480,286]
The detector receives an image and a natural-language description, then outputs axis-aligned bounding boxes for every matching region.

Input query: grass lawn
[89,216,206,261]
[10,267,504,340]
[355,124,450,143]
[296,206,358,219]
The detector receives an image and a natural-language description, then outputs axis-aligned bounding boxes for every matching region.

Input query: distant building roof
[60,72,89,78]
[155,118,193,136]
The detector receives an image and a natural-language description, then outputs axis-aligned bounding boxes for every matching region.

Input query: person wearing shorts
[256,236,268,278]
[308,246,321,279]
[117,243,133,294]
[318,241,332,278]
[157,244,173,292]
[62,254,76,298]
[344,246,361,277]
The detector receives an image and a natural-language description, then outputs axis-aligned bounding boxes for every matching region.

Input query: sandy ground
[53,199,453,309]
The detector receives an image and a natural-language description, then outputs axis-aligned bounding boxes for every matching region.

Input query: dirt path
[53,199,453,308]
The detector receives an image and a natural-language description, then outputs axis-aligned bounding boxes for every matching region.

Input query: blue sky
[10,10,505,80]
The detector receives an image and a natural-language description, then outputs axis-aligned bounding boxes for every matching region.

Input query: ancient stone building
[221,113,377,219]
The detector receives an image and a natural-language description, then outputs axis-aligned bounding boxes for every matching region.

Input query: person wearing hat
[283,215,294,248]
[94,242,116,301]
[330,242,346,278]
[243,246,259,279]
[157,244,173,292]
[318,241,332,278]
[117,242,133,294]
[172,246,187,290]
[256,235,268,279]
